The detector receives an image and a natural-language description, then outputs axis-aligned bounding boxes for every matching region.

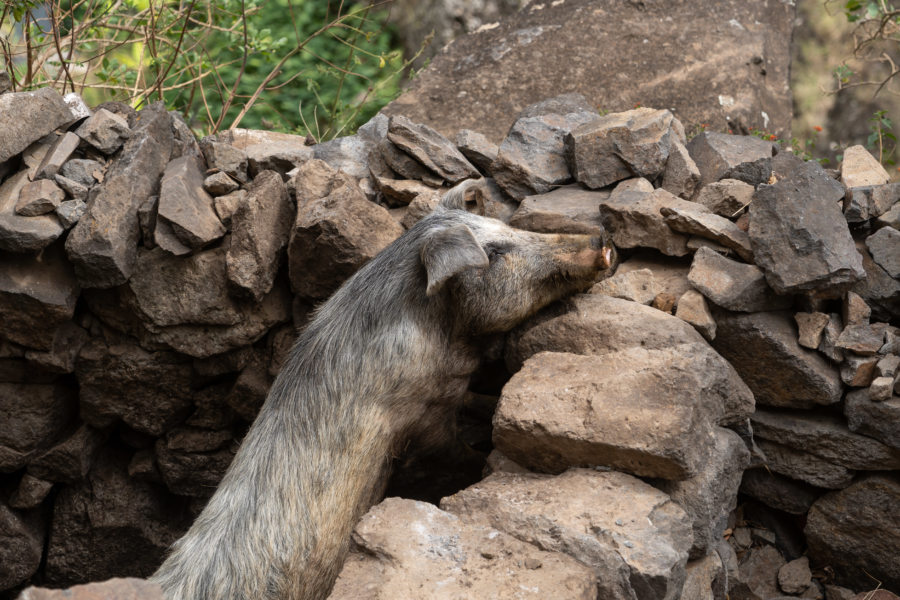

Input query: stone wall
[1,84,898,600]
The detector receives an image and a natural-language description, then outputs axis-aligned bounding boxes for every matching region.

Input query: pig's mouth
[557,245,616,275]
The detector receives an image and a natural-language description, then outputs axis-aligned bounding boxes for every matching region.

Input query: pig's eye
[485,244,509,262]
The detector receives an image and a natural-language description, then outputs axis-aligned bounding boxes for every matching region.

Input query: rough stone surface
[491,94,598,200]
[599,187,696,256]
[852,239,900,323]
[693,178,755,217]
[836,323,889,356]
[381,0,793,144]
[328,497,598,600]
[0,244,79,351]
[844,389,900,449]
[373,176,436,207]
[16,179,65,216]
[226,171,292,301]
[751,409,900,471]
[387,115,480,184]
[688,247,790,312]
[675,289,716,340]
[779,557,813,595]
[510,185,609,235]
[592,268,658,305]
[27,425,105,484]
[819,312,846,363]
[870,375,895,401]
[456,128,498,174]
[442,469,691,600]
[75,108,131,154]
[841,144,891,190]
[0,88,73,164]
[749,160,865,296]
[199,138,248,183]
[155,439,236,497]
[244,139,314,177]
[0,171,64,252]
[755,438,855,489]
[55,199,86,229]
[65,102,173,288]
[34,132,81,180]
[0,383,75,472]
[288,160,403,299]
[687,132,775,187]
[58,159,102,187]
[9,474,54,510]
[841,354,880,387]
[615,251,693,300]
[213,190,246,228]
[202,171,240,196]
[865,226,900,278]
[380,138,442,185]
[662,203,753,261]
[711,311,843,409]
[680,553,726,600]
[53,175,88,202]
[795,312,831,349]
[661,141,701,199]
[16,578,166,600]
[0,502,44,589]
[738,544,787,600]
[806,475,900,592]
[155,155,225,254]
[740,468,823,515]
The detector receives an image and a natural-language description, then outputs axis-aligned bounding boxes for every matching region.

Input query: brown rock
[455,128,498,174]
[738,544,786,600]
[9,474,54,510]
[16,179,65,216]
[836,323,888,356]
[509,185,609,235]
[75,108,131,154]
[16,578,166,600]
[0,502,44,589]
[662,203,754,261]
[0,87,73,164]
[155,155,226,253]
[379,138,442,185]
[386,115,479,184]
[661,141,701,199]
[675,289,716,340]
[372,176,436,207]
[866,226,900,278]
[852,239,900,323]
[244,139,314,177]
[27,425,105,483]
[599,187,694,256]
[0,383,75,472]
[870,376,895,402]
[213,189,246,228]
[687,132,775,187]
[844,389,900,449]
[615,250,693,299]
[681,553,726,600]
[199,138,248,183]
[795,312,831,349]
[841,145,890,190]
[755,438,855,489]
[0,171,64,252]
[592,268,658,305]
[688,247,790,312]
[55,199,86,229]
[693,178,755,217]
[819,312,845,363]
[202,171,240,196]
[34,132,81,180]
[779,557,812,595]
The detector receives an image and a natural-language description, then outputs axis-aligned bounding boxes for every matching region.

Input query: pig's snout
[564,236,615,271]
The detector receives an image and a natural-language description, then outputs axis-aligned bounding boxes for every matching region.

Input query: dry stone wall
[1,84,898,600]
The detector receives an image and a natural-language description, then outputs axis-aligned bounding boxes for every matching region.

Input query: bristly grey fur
[151,180,616,600]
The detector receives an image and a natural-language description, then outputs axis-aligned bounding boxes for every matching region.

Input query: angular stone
[687,132,775,187]
[75,338,193,436]
[244,139,313,177]
[155,438,235,497]
[836,323,888,356]
[65,102,174,288]
[876,354,900,379]
[567,107,681,188]
[693,178,754,217]
[688,247,789,312]
[852,239,900,323]
[288,160,403,299]
[876,197,900,229]
[749,160,864,296]
[795,312,830,349]
[0,383,76,472]
[44,452,189,585]
[0,501,44,589]
[491,94,598,200]
[373,176,436,207]
[58,158,103,186]
[865,226,900,278]
[226,170,292,301]
[711,311,843,409]
[755,438,855,489]
[661,140,701,199]
[155,155,226,253]
[841,354,879,387]
[0,87,73,164]
[0,171,64,251]
[844,389,900,449]
[75,108,131,154]
[843,290,871,327]
[313,134,390,182]
[441,469,691,600]
[53,175,88,201]
[55,199,86,229]
[651,292,677,313]
[199,138,248,183]
[213,189,246,228]
[23,321,89,374]
[681,553,726,600]
[819,312,845,362]
[16,178,65,216]
[379,138,442,185]
[202,171,240,196]
[9,474,54,510]
[652,428,749,559]
[0,243,79,353]
[456,128,498,173]
[662,203,753,261]
[599,187,694,256]
[738,544,787,600]
[870,376,895,402]
[615,251,693,299]
[16,578,166,600]
[806,475,900,592]
[34,131,81,180]
[387,115,479,184]
[27,425,105,483]
[509,185,609,235]
[400,192,441,228]
[592,268,657,305]
[329,497,597,600]
[675,289,716,340]
[495,350,723,479]
[740,468,823,515]
[751,409,900,471]
[841,144,890,190]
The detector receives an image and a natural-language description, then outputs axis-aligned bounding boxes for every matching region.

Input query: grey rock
[693,178,754,217]
[313,133,390,182]
[16,179,65,216]
[687,132,775,187]
[852,239,900,323]
[155,437,236,497]
[379,138,442,185]
[0,243,79,350]
[0,501,44,589]
[456,128,499,174]
[213,189,246,228]
[55,199,86,229]
[876,197,900,229]
[27,425,105,483]
[750,160,864,296]
[662,203,753,261]
[0,87,73,164]
[836,323,889,356]
[387,115,479,184]
[491,94,598,200]
[65,102,174,288]
[137,195,158,249]
[372,176,438,207]
[155,155,225,253]
[751,409,900,471]
[675,289,716,341]
[599,187,695,256]
[653,428,750,559]
[661,140,701,199]
[739,468,823,515]
[226,170,292,301]
[711,311,843,409]
[202,171,240,196]
[844,389,900,449]
[75,108,131,154]
[876,354,900,379]
[865,226,900,278]
[34,131,81,180]
[841,353,879,387]
[62,93,92,121]
[737,544,786,600]
[509,185,609,235]
[688,247,790,312]
[245,140,314,177]
[756,438,855,489]
[870,376,895,401]
[819,312,845,363]
[442,469,692,600]
[169,111,201,160]
[53,175,88,201]
[567,107,682,189]
[0,171,64,251]
[58,158,102,186]
[20,136,54,179]
[23,320,89,374]
[806,475,900,592]
[843,291,871,327]
[825,585,858,600]
[0,383,75,472]
[9,474,54,510]
[199,138,248,183]
[844,183,900,223]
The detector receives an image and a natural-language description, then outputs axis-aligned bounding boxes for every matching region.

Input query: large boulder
[0,88,73,164]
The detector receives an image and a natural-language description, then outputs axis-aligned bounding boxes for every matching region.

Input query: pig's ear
[440,178,483,210]
[420,224,489,297]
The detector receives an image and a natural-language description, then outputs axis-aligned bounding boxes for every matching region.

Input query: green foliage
[867,109,897,164]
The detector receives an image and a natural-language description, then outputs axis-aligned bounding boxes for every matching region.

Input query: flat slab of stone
[441,469,692,600]
[740,468,823,515]
[865,226,900,278]
[509,185,609,235]
[16,179,65,216]
[693,179,755,217]
[328,497,598,600]
[844,389,900,449]
[0,171,64,252]
[749,160,865,296]
[687,132,775,187]
[688,247,790,312]
[455,128,498,173]
[16,578,166,600]
[675,289,716,340]
[0,383,75,472]
[74,108,130,154]
[599,187,696,256]
[0,88,73,164]
[34,131,81,180]
[751,408,900,471]
[386,115,479,184]
[155,155,225,253]
[755,438,855,489]
[592,268,658,305]
[841,144,890,190]
[711,311,843,409]
[661,203,753,261]
[381,1,793,144]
